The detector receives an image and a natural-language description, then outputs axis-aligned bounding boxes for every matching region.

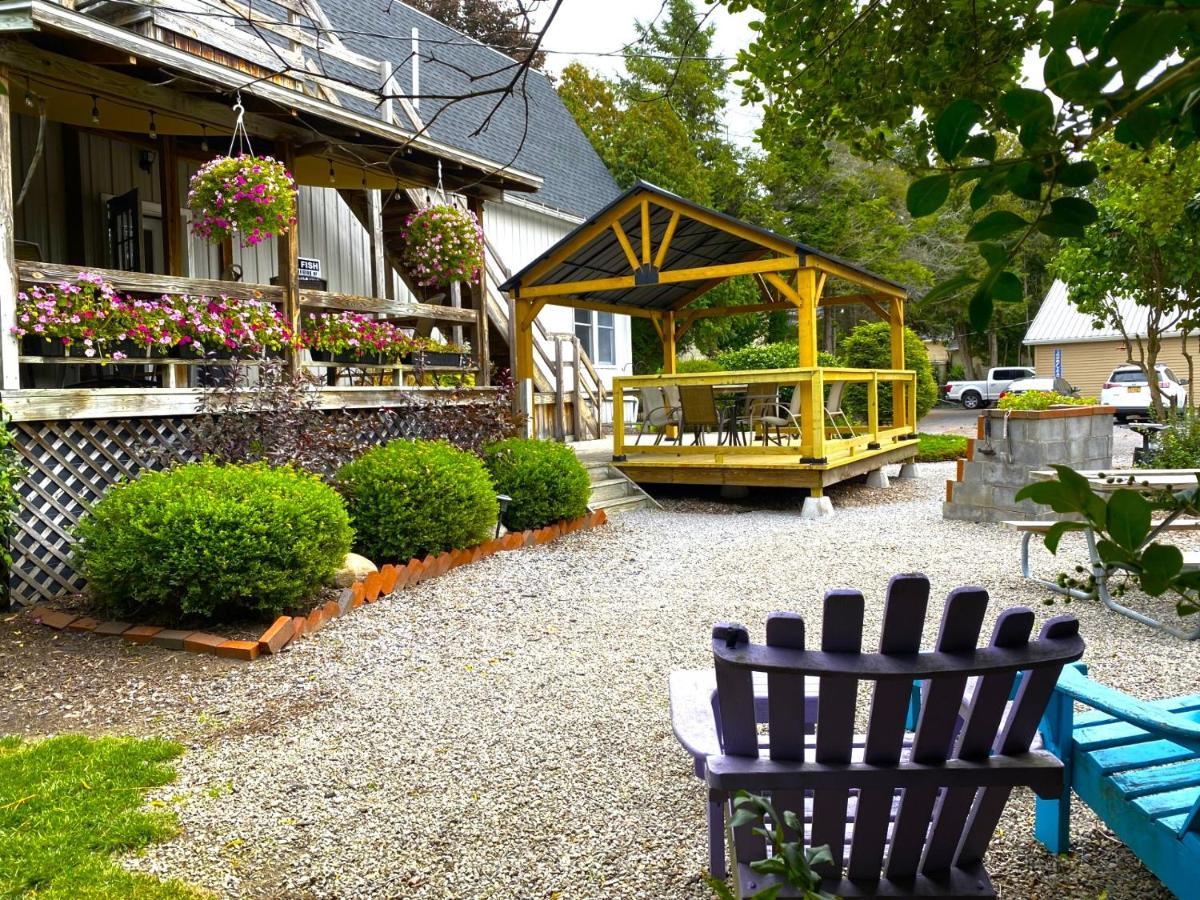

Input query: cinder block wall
[943,407,1114,524]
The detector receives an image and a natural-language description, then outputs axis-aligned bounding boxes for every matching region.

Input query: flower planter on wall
[943,405,1116,524]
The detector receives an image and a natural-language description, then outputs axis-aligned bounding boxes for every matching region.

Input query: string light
[328,158,336,184]
[147,109,157,140]
[200,125,209,153]
[90,95,100,125]
[23,76,33,108]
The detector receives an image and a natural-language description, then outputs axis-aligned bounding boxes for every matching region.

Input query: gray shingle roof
[318,1,620,218]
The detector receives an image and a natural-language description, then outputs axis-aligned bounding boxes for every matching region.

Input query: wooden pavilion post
[515,297,536,437]
[794,267,823,462]
[890,296,907,430]
[0,67,19,391]
[276,141,300,375]
[661,310,677,374]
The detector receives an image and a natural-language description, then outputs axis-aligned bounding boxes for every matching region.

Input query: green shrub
[483,438,591,531]
[1140,411,1200,468]
[669,357,724,374]
[74,462,351,624]
[0,405,21,605]
[838,322,939,422]
[337,439,497,562]
[916,433,968,462]
[714,342,841,370]
[997,390,1097,411]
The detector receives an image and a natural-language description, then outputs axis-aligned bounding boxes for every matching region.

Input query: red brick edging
[27,509,609,661]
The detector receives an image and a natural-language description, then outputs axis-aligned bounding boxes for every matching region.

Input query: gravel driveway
[14,458,1194,899]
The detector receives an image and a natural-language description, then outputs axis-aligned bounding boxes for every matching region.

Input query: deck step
[579,459,659,514]
[591,494,652,515]
[590,477,633,503]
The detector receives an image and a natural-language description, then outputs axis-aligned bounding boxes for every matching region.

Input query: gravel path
[17,458,1195,899]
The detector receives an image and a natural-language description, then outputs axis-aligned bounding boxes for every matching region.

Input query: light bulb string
[227,92,255,158]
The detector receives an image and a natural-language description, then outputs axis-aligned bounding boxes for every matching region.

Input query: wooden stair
[584,459,658,515]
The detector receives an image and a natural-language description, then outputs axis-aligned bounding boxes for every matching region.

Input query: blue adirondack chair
[1035,663,1200,899]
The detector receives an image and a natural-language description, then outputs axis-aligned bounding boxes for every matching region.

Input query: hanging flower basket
[187,154,297,248]
[400,204,484,287]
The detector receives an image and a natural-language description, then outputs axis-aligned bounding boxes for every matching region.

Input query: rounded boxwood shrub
[715,342,841,370]
[73,461,351,624]
[482,438,591,531]
[337,439,497,563]
[838,322,939,422]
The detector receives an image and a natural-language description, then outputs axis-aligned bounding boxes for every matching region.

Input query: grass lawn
[0,734,202,898]
[915,432,968,463]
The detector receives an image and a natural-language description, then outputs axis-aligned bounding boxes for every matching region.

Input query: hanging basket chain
[227,92,255,158]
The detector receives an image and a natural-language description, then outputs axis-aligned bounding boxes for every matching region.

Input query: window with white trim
[574,309,615,365]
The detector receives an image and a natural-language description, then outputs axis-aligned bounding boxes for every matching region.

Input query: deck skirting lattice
[7,409,423,607]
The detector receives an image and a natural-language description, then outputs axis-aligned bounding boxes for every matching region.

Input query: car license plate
[1128,385,1141,393]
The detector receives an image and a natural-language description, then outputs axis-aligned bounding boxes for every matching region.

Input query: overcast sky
[529,1,764,147]
[529,2,1055,152]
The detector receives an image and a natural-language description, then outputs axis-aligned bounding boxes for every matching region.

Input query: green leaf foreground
[1014,467,1200,618]
[706,792,839,900]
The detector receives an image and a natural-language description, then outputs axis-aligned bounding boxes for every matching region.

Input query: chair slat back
[766,613,806,845]
[679,384,720,429]
[709,575,1084,886]
[956,615,1081,866]
[917,608,1034,875]
[846,575,929,878]
[809,590,864,874]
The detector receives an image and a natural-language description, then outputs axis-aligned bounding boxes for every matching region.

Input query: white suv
[1100,364,1189,421]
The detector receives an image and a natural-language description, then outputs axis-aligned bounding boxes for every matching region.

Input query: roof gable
[316,1,620,217]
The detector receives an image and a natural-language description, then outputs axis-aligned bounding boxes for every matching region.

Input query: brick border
[26,509,609,661]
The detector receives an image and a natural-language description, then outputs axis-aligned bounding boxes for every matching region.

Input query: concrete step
[591,494,650,515]
[590,477,632,503]
[581,462,658,513]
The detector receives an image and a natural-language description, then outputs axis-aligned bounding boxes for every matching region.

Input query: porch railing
[611,366,918,464]
[12,261,479,390]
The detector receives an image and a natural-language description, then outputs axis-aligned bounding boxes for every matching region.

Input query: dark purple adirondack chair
[703,574,1084,898]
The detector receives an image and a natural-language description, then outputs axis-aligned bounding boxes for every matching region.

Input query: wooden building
[1025,280,1194,397]
[0,0,617,604]
[502,183,920,513]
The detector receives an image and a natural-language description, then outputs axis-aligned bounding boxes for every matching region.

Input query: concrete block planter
[26,510,610,660]
[943,406,1114,524]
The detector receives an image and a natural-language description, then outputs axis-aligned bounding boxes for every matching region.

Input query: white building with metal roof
[1024,280,1190,396]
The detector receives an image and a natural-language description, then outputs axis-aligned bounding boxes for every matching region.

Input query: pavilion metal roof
[499,182,906,311]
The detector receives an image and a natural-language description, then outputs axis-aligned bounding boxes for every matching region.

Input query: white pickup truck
[942,366,1037,410]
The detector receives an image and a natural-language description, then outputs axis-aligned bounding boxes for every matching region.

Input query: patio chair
[694,574,1084,897]
[824,379,854,439]
[678,384,725,445]
[744,383,801,446]
[733,383,779,445]
[634,387,681,446]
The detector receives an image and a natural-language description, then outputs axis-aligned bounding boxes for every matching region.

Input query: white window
[574,309,615,365]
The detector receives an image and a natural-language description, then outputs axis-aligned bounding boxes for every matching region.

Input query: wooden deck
[610,366,919,494]
[614,438,918,490]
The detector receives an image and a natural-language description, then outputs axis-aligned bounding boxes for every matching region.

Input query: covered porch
[500,182,918,505]
[0,1,544,420]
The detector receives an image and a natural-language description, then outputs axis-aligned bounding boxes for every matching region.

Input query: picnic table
[1012,469,1200,640]
[1028,468,1200,492]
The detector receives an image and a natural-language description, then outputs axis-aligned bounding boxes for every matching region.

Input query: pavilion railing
[611,367,917,464]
